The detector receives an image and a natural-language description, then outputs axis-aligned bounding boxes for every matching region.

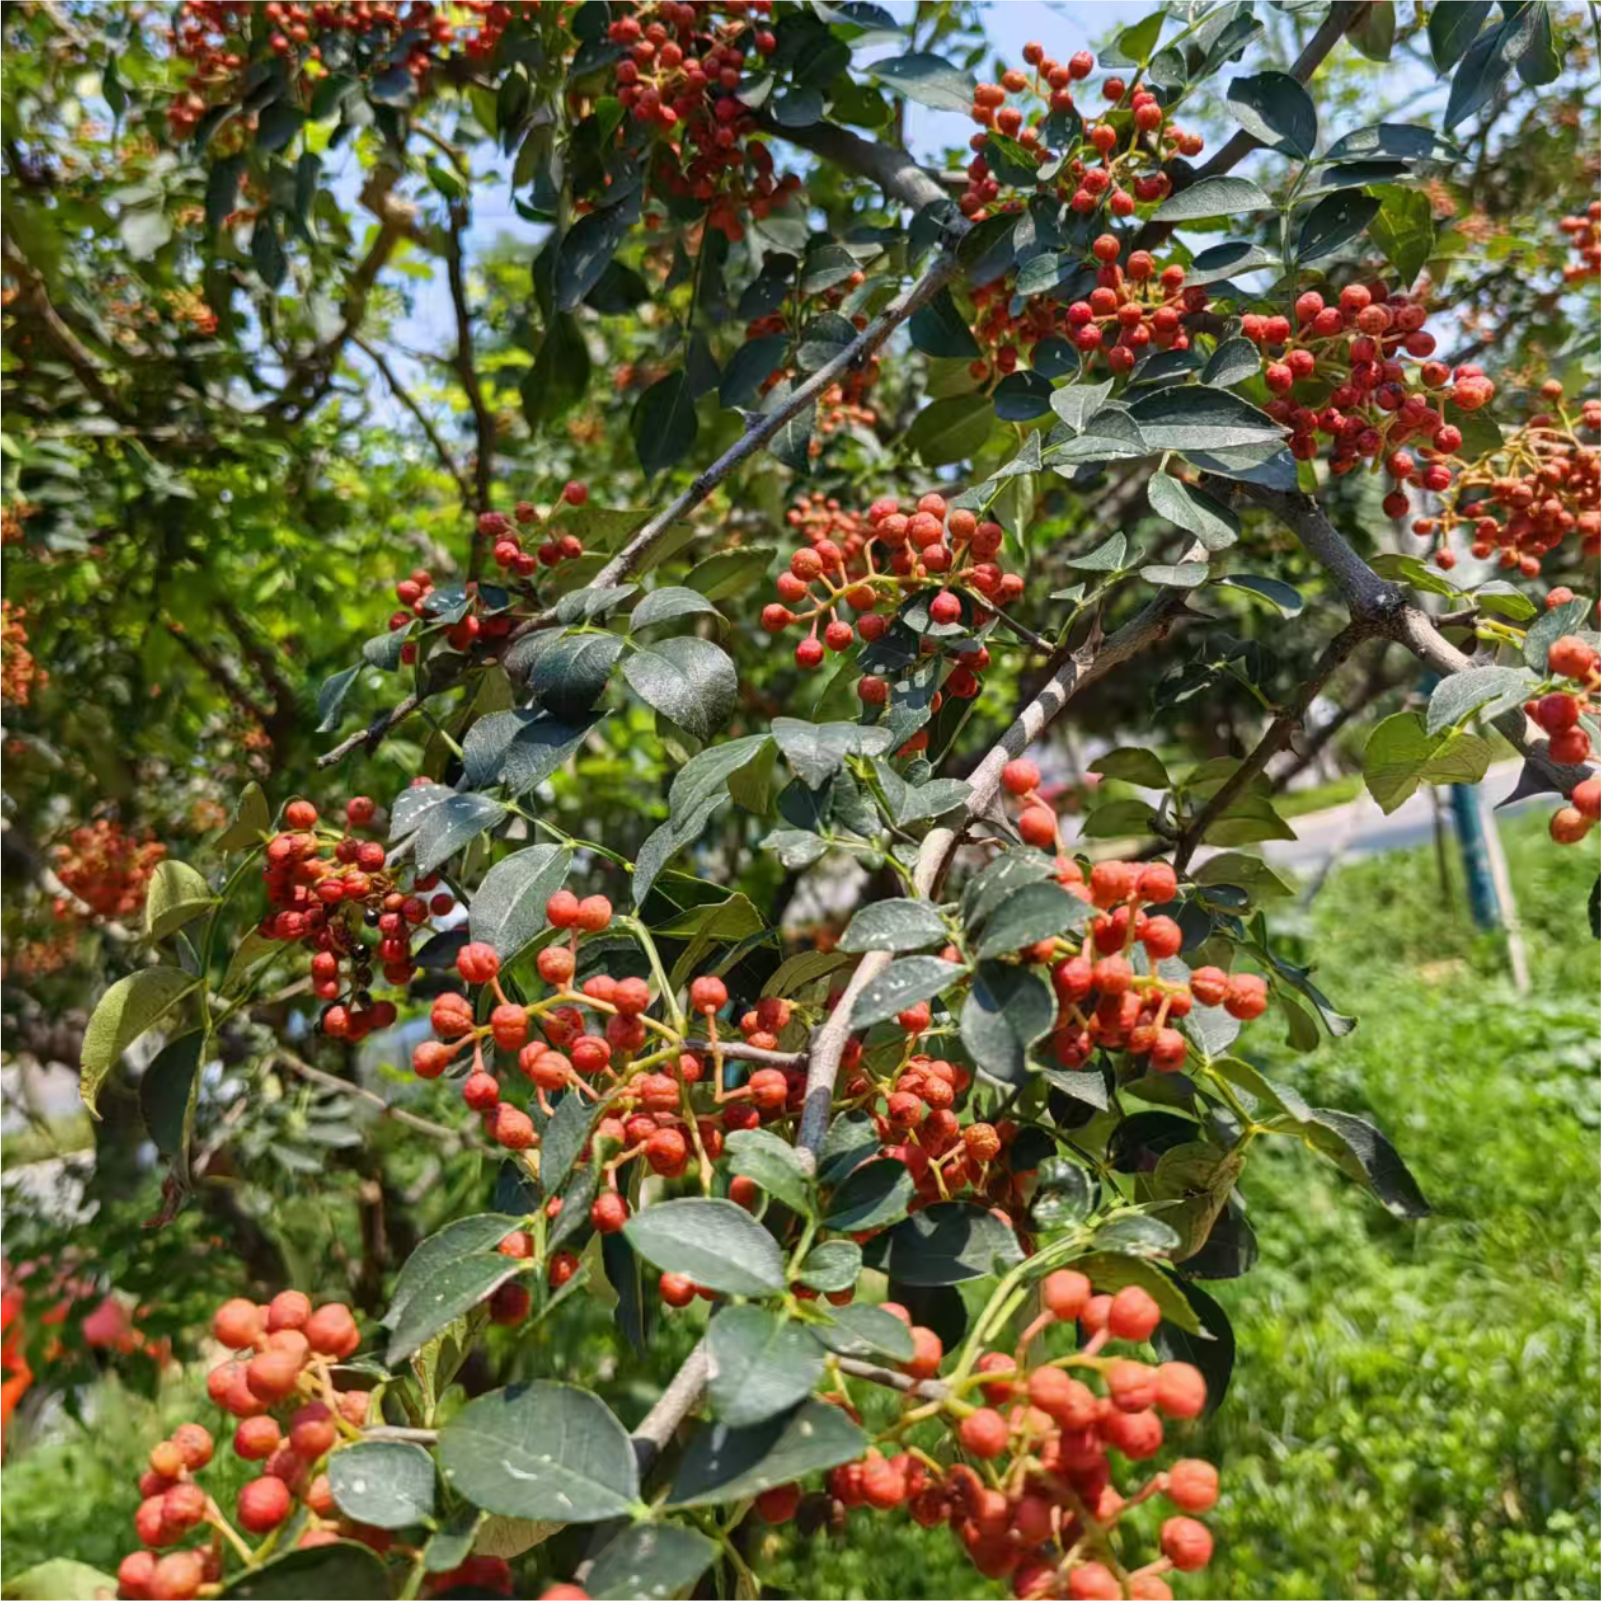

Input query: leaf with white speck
[437,1382,639,1523]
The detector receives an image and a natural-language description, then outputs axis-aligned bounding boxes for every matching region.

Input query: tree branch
[274,1050,477,1147]
[164,619,273,727]
[353,332,472,505]
[759,118,954,213]
[1173,620,1373,872]
[1234,482,1594,794]
[316,691,422,769]
[794,587,1192,1161]
[447,200,497,576]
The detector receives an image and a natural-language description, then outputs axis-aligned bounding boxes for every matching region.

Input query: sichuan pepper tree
[2,1,1598,1598]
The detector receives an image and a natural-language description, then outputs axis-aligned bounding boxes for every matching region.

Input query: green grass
[4,816,1597,1598]
[1274,770,1367,819]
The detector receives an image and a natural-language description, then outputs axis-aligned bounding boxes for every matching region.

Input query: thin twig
[354,333,472,506]
[447,200,496,576]
[317,691,422,769]
[1173,620,1372,872]
[274,1049,475,1146]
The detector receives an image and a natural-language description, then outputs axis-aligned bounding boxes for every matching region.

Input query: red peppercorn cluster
[116,1292,368,1600]
[762,492,1015,715]
[963,47,1203,225]
[1411,387,1601,574]
[1558,200,1601,283]
[166,1,510,138]
[1248,283,1488,531]
[50,819,166,921]
[1539,626,1601,845]
[259,795,445,1039]
[480,485,590,580]
[603,1,800,243]
[1000,760,1267,1072]
[756,1278,1219,1600]
[1,600,44,707]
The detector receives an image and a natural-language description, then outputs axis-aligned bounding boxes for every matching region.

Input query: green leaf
[633,372,698,478]
[963,851,1055,929]
[1074,1252,1200,1332]
[1425,665,1533,735]
[143,859,215,941]
[1217,574,1304,616]
[685,546,776,602]
[1523,596,1593,670]
[386,1255,524,1367]
[250,215,287,288]
[622,637,738,741]
[1428,1,1491,69]
[438,1382,640,1523]
[772,718,892,789]
[624,1198,786,1295]
[524,632,625,722]
[413,792,507,876]
[1445,17,1518,130]
[800,242,860,296]
[1203,790,1297,846]
[1363,711,1495,814]
[1128,386,1282,452]
[586,1524,719,1601]
[540,1090,598,1194]
[667,1399,867,1507]
[797,1240,862,1294]
[557,192,641,311]
[839,899,947,954]
[463,712,592,796]
[719,335,789,410]
[1139,561,1209,589]
[1347,0,1396,61]
[328,1441,436,1530]
[813,1301,915,1361]
[1091,747,1172,789]
[316,665,361,732]
[707,1307,827,1426]
[849,956,964,1027]
[217,1545,391,1599]
[1368,186,1434,285]
[1064,531,1129,571]
[1324,123,1462,163]
[522,313,592,428]
[961,962,1055,1084]
[1080,797,1160,837]
[871,51,976,112]
[823,1158,915,1232]
[907,392,994,468]
[909,289,982,360]
[217,782,269,850]
[1297,191,1382,263]
[81,967,197,1116]
[864,1201,1023,1285]
[385,1216,523,1331]
[974,882,1093,959]
[993,370,1054,422]
[1303,1108,1430,1218]
[1150,176,1273,222]
[1225,71,1317,157]
[1,1562,121,1601]
[726,1128,815,1217]
[1199,337,1261,393]
[139,1031,203,1160]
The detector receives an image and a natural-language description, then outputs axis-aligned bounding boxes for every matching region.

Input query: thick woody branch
[1173,619,1372,872]
[761,118,954,213]
[794,587,1192,1161]
[1234,481,1593,793]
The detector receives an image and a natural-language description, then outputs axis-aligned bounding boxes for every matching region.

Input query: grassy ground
[3,815,1597,1598]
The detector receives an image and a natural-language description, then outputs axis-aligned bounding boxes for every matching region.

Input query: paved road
[1257,759,1530,876]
